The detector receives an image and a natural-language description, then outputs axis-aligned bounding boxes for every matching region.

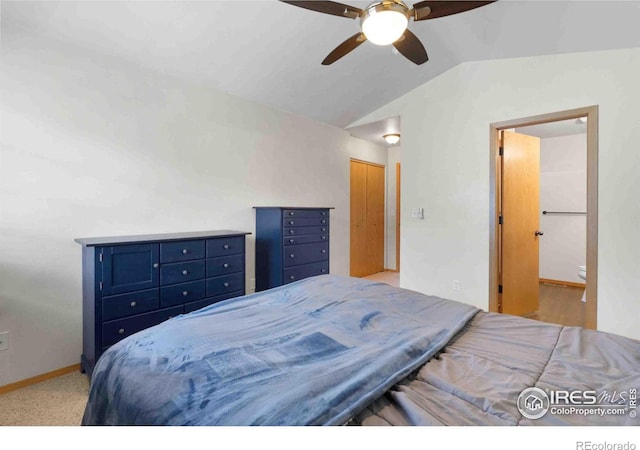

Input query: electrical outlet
[411,208,424,219]
[453,280,461,291]
[0,331,8,351]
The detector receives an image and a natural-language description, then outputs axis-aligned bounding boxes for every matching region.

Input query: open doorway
[489,106,598,330]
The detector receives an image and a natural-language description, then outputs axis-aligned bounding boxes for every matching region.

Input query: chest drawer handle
[289,220,295,225]
[289,254,295,258]
[289,239,295,243]
[321,236,327,240]
[223,263,229,268]
[182,291,189,296]
[153,263,159,268]
[223,244,230,249]
[321,228,326,232]
[130,301,137,307]
[321,212,326,216]
[182,270,188,275]
[289,212,295,216]
[223,282,230,288]
[321,220,326,224]
[290,276,295,280]
[321,269,327,273]
[182,249,188,254]
[118,328,125,335]
[321,249,326,254]
[289,230,294,234]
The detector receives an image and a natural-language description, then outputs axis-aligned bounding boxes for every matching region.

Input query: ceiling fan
[281,1,495,65]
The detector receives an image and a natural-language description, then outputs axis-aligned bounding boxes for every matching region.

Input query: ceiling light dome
[383,133,400,144]
[361,1,409,46]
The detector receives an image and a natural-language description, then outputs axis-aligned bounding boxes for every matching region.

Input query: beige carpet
[0,371,89,426]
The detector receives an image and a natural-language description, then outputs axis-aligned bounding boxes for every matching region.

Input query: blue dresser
[254,207,333,291]
[75,230,250,375]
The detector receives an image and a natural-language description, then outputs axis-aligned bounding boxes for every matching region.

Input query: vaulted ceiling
[3,1,639,128]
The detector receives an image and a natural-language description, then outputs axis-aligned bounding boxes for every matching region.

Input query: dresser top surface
[253,207,335,210]
[75,230,251,247]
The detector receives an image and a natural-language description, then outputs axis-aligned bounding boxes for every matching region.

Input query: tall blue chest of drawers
[75,230,250,376]
[254,207,333,292]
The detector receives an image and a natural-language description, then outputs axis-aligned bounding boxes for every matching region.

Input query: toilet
[578,265,586,303]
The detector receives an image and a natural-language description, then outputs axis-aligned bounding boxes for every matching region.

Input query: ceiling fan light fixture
[361,2,409,46]
[383,133,401,145]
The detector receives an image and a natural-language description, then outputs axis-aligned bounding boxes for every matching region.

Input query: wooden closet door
[350,159,385,277]
[366,164,385,275]
[350,161,368,277]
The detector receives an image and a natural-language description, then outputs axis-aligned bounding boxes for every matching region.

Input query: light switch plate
[411,208,424,219]
[0,332,8,351]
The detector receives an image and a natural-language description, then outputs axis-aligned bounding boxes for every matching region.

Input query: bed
[82,275,639,426]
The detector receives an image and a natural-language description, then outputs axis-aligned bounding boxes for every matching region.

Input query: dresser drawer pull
[118,328,125,335]
[289,220,295,225]
[130,301,137,307]
[289,239,295,243]
[321,269,327,273]
[223,282,230,288]
[321,236,327,240]
[321,249,326,254]
[289,211,295,216]
[153,263,159,268]
[182,270,188,275]
[321,228,326,232]
[223,244,230,249]
[321,220,326,224]
[321,212,326,216]
[290,276,295,280]
[223,263,229,268]
[289,230,294,234]
[289,254,295,258]
[182,291,189,296]
[182,249,188,254]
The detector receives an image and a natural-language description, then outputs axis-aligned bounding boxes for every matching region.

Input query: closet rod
[542,211,586,215]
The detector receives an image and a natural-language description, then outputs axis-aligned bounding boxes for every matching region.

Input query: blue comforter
[82,275,479,425]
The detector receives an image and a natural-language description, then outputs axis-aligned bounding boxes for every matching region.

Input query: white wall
[350,48,640,340]
[386,146,401,270]
[538,134,587,284]
[0,27,386,385]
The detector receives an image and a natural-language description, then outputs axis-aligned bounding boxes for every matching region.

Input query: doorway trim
[489,105,598,329]
[396,162,401,272]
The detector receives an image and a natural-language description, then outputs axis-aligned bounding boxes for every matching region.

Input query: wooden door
[350,160,385,277]
[500,131,541,316]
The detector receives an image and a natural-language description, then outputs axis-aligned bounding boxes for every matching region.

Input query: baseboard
[0,363,81,395]
[383,268,399,272]
[539,278,586,288]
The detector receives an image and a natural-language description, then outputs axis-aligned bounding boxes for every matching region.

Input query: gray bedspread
[353,311,640,426]
[82,275,479,425]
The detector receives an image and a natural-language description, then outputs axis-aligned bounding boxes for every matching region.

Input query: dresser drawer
[102,288,159,322]
[102,305,183,347]
[282,209,330,219]
[206,273,244,297]
[184,290,244,314]
[284,261,329,284]
[206,254,243,277]
[283,234,328,246]
[283,226,329,236]
[283,242,329,267]
[160,240,205,263]
[207,236,244,257]
[160,280,206,308]
[160,260,206,286]
[282,217,329,227]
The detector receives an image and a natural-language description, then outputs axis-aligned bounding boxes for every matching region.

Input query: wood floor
[362,270,399,287]
[525,282,585,328]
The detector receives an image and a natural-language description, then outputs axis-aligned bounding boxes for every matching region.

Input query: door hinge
[99,281,103,291]
[498,284,503,294]
[499,146,503,156]
[498,215,503,225]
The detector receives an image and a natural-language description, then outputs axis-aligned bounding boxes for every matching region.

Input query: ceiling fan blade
[322,32,367,65]
[280,1,362,19]
[392,29,428,65]
[412,1,495,21]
